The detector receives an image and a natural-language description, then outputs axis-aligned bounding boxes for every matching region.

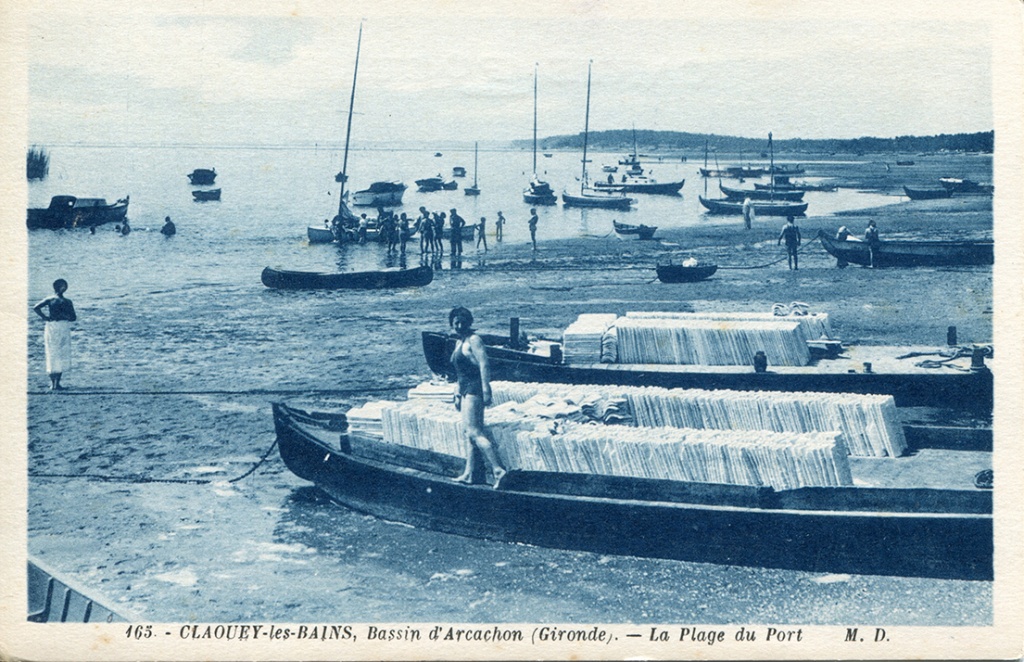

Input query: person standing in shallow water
[528,208,539,250]
[476,216,488,251]
[33,278,77,390]
[495,211,505,242]
[449,306,506,487]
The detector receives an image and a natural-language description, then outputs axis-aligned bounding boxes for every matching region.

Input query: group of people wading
[350,206,510,254]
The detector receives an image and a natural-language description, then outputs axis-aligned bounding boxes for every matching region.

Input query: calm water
[25,146,991,625]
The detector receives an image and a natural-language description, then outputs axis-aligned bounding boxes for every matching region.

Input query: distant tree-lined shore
[518,130,993,155]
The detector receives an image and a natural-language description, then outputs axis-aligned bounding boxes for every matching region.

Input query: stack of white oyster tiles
[561,314,619,365]
[511,422,851,490]
[488,381,905,458]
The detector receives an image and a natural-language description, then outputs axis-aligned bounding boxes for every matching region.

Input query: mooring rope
[29,437,281,485]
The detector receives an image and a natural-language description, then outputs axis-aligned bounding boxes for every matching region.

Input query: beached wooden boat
[903,185,952,201]
[351,181,407,207]
[27,195,129,229]
[719,183,805,202]
[613,220,657,240]
[191,188,221,201]
[28,557,126,623]
[273,401,992,579]
[187,168,216,185]
[818,231,993,268]
[421,329,992,410]
[261,265,432,290]
[699,195,807,216]
[655,262,718,283]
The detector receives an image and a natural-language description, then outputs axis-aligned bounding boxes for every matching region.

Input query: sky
[17,0,1003,148]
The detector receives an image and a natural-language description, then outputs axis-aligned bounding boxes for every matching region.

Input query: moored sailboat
[308,23,363,243]
[562,62,636,211]
[523,66,558,205]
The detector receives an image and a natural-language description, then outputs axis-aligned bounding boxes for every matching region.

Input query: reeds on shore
[27,145,49,180]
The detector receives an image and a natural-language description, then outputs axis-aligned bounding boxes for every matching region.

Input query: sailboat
[308,23,363,244]
[464,142,480,196]
[594,125,685,195]
[698,132,809,216]
[523,65,558,205]
[561,62,636,210]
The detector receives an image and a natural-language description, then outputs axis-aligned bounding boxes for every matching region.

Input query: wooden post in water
[947,326,958,346]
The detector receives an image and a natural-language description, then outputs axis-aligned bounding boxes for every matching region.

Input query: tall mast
[532,64,538,176]
[473,141,478,187]
[338,22,363,216]
[768,132,775,202]
[581,60,592,194]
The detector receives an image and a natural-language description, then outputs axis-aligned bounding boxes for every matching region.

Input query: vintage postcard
[2,0,1022,659]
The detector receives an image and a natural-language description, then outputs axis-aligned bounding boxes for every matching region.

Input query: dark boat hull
[562,191,635,210]
[191,188,221,201]
[187,169,217,185]
[523,190,558,205]
[656,263,718,282]
[261,265,433,290]
[903,186,952,200]
[421,331,992,410]
[597,179,685,195]
[720,183,805,202]
[27,196,129,229]
[818,232,994,268]
[274,403,991,580]
[699,196,807,216]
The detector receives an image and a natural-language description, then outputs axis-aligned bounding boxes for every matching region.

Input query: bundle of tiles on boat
[369,395,852,489]
[560,311,833,367]
[562,314,618,365]
[488,380,905,458]
[513,421,851,489]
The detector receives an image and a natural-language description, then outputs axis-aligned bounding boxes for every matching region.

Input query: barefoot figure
[449,306,506,487]
[33,278,77,390]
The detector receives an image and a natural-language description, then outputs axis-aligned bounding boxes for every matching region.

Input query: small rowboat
[818,231,993,268]
[903,186,952,201]
[187,168,216,185]
[261,265,433,290]
[307,226,336,244]
[655,262,718,283]
[29,557,125,623]
[613,220,657,240]
[191,188,221,201]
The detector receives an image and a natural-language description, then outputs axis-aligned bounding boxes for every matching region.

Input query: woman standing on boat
[33,278,77,390]
[449,306,506,487]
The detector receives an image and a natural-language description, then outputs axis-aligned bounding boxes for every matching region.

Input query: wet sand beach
[26,157,994,624]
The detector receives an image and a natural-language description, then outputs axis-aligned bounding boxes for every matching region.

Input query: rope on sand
[30,437,282,485]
